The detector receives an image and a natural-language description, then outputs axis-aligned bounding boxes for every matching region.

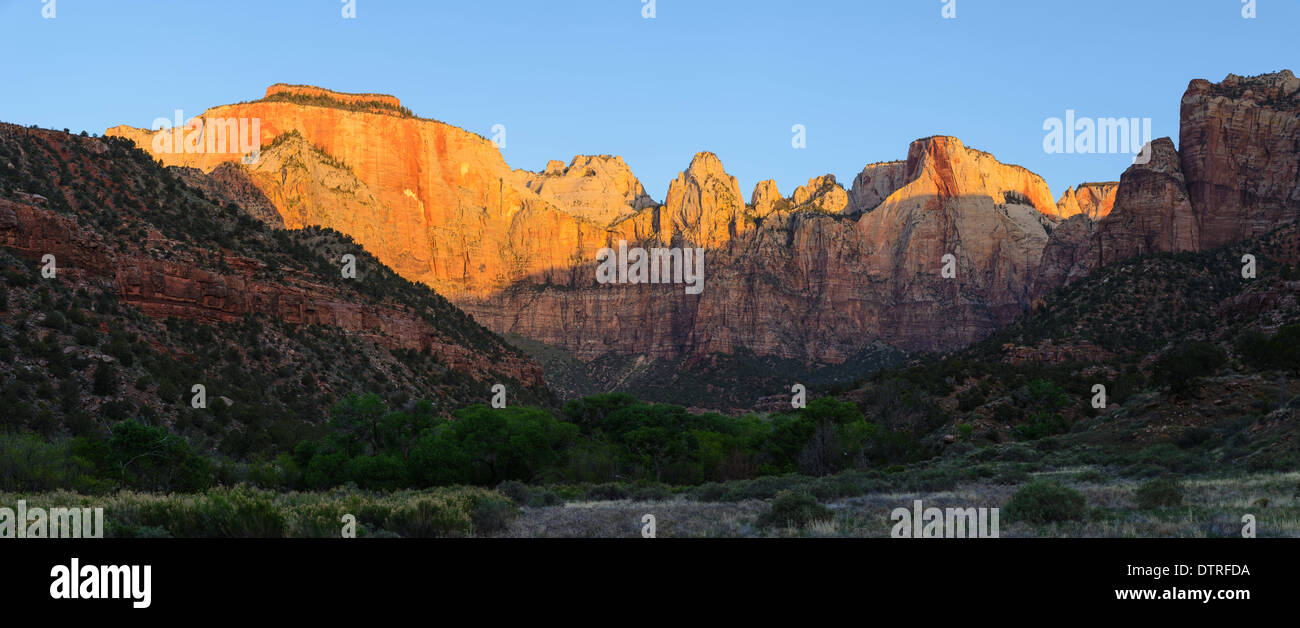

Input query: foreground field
[502,471,1300,538]
[8,469,1297,538]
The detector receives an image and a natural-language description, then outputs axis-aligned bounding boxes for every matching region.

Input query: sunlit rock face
[1036,71,1300,292]
[1056,182,1118,220]
[110,88,1068,358]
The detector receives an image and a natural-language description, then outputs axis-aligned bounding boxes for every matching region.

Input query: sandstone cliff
[1036,70,1299,293]
[517,155,656,226]
[847,161,908,215]
[749,180,785,219]
[462,136,1059,357]
[108,76,1296,364]
[108,85,608,301]
[658,151,747,249]
[1055,182,1118,220]
[107,85,1075,360]
[1179,70,1300,247]
[791,175,849,213]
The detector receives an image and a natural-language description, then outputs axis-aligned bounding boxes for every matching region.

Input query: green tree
[327,393,387,455]
[1153,341,1226,394]
[107,420,211,492]
[92,360,118,396]
[1013,379,1071,440]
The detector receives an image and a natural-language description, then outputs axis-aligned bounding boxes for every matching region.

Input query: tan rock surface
[749,179,786,219]
[847,161,908,215]
[791,175,849,213]
[518,154,656,226]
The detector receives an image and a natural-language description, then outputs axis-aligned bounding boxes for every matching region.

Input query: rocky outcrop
[172,163,284,228]
[263,83,404,111]
[518,154,656,226]
[749,180,785,219]
[870,136,1060,219]
[1179,70,1300,247]
[791,175,849,213]
[1056,182,1118,220]
[1036,138,1196,286]
[234,131,401,254]
[0,198,117,277]
[1035,70,1300,294]
[1095,137,1200,264]
[107,78,1293,364]
[1033,214,1098,295]
[850,136,1057,348]
[847,161,908,215]
[659,151,747,248]
[108,86,1075,358]
[1001,340,1116,366]
[89,72,1300,367]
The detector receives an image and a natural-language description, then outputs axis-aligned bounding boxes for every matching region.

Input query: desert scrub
[756,491,831,529]
[1135,477,1184,509]
[470,495,518,534]
[120,486,286,537]
[12,486,517,538]
[1004,480,1086,523]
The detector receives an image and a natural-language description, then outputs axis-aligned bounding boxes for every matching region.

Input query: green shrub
[131,486,286,537]
[380,489,502,538]
[0,432,101,492]
[756,491,831,529]
[630,485,672,502]
[585,483,631,501]
[1004,480,1086,523]
[470,495,517,535]
[495,480,531,505]
[1152,341,1226,394]
[527,490,561,508]
[1135,477,1184,509]
[91,360,118,396]
[1238,325,1300,373]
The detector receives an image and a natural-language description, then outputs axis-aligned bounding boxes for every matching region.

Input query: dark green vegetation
[255,88,416,118]
[512,335,905,409]
[285,393,923,491]
[1004,480,1087,523]
[0,384,929,494]
[6,486,516,538]
[1135,476,1186,509]
[263,129,355,173]
[756,491,831,529]
[822,224,1300,475]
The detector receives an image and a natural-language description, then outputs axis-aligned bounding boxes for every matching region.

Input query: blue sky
[1,0,1294,202]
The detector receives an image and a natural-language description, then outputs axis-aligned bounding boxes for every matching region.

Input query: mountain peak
[520,154,655,226]
[899,135,1059,218]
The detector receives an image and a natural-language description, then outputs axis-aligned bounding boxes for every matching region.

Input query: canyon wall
[107,72,1300,363]
[1038,71,1300,291]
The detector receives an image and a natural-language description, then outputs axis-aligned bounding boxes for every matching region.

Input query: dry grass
[498,470,1300,538]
